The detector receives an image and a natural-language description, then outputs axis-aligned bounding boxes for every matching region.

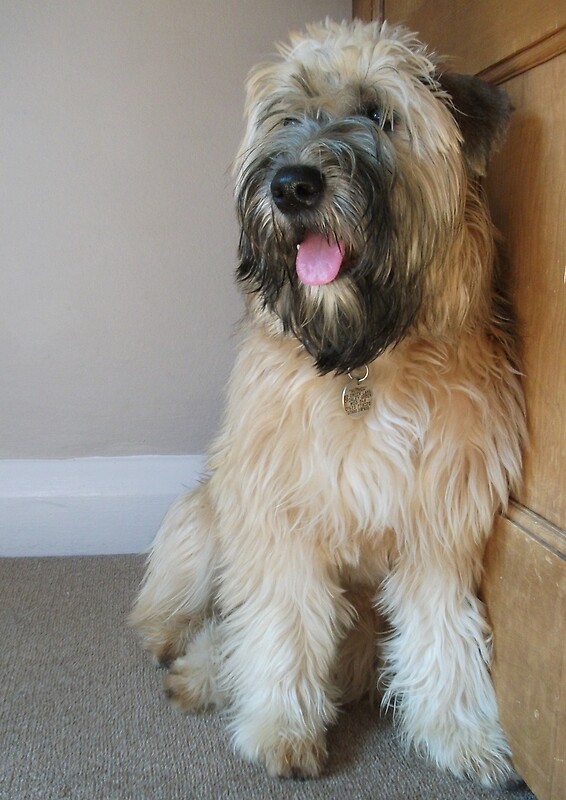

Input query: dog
[131,19,526,788]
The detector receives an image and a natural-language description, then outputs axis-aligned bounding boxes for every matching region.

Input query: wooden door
[353,3,566,799]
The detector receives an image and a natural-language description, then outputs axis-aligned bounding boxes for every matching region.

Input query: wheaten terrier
[131,20,526,788]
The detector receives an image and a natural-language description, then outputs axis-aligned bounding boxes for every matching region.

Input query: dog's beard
[237,230,424,376]
[235,119,428,375]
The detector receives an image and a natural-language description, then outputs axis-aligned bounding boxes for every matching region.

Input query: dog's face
[235,21,511,374]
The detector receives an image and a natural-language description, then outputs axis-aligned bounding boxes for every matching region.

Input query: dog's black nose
[270,165,325,213]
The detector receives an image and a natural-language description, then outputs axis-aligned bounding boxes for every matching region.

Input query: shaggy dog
[131,20,526,788]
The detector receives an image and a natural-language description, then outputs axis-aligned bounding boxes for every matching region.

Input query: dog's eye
[282,117,301,127]
[365,106,394,132]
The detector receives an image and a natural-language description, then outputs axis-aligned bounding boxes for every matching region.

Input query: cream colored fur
[131,20,526,788]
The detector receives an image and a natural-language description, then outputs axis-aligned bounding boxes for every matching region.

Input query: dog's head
[235,20,511,374]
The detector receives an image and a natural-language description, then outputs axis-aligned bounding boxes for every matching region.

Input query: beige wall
[1,0,351,459]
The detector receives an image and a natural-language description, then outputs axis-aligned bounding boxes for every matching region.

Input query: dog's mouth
[295,231,346,286]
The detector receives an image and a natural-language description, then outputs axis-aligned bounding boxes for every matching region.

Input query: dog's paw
[261,735,327,779]
[163,665,205,711]
[162,625,227,712]
[129,611,196,668]
[163,661,225,712]
[461,750,524,791]
[234,718,327,779]
[422,726,523,790]
[150,634,189,669]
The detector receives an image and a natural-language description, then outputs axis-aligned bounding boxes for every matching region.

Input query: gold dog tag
[342,366,373,418]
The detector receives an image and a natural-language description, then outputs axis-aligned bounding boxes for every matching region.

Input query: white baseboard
[0,455,205,557]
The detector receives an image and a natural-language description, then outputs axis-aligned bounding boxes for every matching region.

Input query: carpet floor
[0,555,536,800]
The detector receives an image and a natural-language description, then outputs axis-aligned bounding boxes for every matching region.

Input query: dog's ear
[438,73,512,176]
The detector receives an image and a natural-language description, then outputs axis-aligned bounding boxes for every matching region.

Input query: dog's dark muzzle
[270,165,325,214]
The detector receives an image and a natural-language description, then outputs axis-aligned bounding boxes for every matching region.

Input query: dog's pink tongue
[296,232,344,286]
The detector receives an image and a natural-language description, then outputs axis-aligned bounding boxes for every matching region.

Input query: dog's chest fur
[208,321,502,581]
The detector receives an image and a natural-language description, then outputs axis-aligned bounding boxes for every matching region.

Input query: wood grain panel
[486,53,566,529]
[382,0,566,75]
[352,0,383,22]
[482,512,566,800]
[479,25,566,85]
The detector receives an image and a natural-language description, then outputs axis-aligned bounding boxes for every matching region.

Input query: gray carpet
[0,555,536,800]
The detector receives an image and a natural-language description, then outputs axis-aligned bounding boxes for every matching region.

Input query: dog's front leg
[380,552,521,788]
[130,481,217,666]
[218,537,349,779]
